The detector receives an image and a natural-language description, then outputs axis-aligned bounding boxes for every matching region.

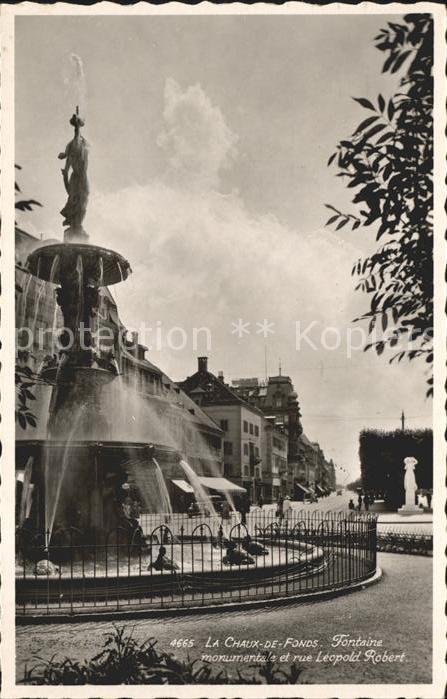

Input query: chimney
[198,356,208,374]
[218,370,224,382]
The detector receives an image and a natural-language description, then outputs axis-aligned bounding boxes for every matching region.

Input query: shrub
[23,625,306,685]
[377,530,432,556]
[359,428,432,509]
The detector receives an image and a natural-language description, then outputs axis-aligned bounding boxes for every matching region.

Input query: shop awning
[171,479,195,494]
[315,484,325,495]
[198,477,246,493]
[295,483,311,494]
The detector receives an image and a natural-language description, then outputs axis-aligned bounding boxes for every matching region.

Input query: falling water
[47,254,60,356]
[75,254,84,344]
[123,455,173,517]
[45,404,86,543]
[30,280,46,348]
[50,301,59,356]
[18,273,33,332]
[36,358,46,376]
[194,430,237,514]
[19,456,34,525]
[179,459,219,519]
[153,457,174,517]
[49,254,60,284]
[98,257,104,288]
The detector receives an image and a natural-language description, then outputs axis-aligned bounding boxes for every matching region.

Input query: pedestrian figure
[348,498,355,511]
[239,494,250,526]
[357,493,363,511]
[363,494,370,511]
[221,500,231,520]
[276,495,284,521]
[258,494,264,509]
[283,495,292,522]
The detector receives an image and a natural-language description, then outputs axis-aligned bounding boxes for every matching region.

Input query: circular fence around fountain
[16,511,378,621]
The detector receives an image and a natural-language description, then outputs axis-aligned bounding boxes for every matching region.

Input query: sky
[15,13,432,481]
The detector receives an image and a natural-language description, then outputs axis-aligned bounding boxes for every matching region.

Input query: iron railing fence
[16,511,378,618]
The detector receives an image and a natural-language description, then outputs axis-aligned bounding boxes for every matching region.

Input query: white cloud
[90,78,366,361]
[88,79,430,476]
[156,78,238,189]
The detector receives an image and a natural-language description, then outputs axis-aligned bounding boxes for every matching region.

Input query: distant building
[232,373,303,495]
[232,370,335,496]
[179,358,265,500]
[261,418,288,501]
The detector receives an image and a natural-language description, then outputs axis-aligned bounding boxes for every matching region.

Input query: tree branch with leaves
[325,14,433,396]
[15,167,43,427]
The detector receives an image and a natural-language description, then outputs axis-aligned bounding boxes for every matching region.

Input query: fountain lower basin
[17,541,324,578]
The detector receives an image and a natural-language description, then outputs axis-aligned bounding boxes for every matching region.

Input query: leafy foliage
[15,167,42,427]
[359,428,432,509]
[15,360,38,430]
[15,164,42,215]
[346,477,362,492]
[23,625,306,685]
[326,15,433,396]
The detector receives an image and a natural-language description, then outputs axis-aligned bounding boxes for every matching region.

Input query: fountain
[15,107,361,619]
[20,108,185,545]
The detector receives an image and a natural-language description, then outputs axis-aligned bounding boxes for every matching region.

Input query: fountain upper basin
[40,365,117,386]
[27,242,131,286]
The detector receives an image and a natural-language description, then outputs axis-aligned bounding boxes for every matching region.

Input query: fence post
[180,525,185,607]
[116,527,120,611]
[69,528,74,615]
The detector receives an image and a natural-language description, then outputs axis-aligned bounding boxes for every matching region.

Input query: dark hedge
[359,429,433,510]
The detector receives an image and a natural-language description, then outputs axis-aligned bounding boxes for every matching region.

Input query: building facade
[179,358,266,500]
[261,418,288,501]
[232,371,335,497]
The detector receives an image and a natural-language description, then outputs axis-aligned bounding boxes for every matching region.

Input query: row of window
[224,441,260,459]
[222,417,282,441]
[243,420,259,437]
[272,436,286,450]
[242,465,262,479]
[243,443,259,458]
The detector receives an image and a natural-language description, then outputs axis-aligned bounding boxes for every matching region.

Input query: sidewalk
[377,511,432,524]
[377,511,432,534]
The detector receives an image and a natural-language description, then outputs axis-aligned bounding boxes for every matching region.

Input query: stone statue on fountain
[58,107,89,242]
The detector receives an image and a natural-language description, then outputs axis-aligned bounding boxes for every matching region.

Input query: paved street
[16,552,432,685]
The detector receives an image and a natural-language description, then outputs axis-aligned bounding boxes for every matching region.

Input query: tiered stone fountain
[23,109,179,544]
[27,108,131,441]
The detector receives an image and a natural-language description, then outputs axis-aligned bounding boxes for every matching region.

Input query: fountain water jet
[44,404,86,542]
[179,459,219,520]
[153,457,174,518]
